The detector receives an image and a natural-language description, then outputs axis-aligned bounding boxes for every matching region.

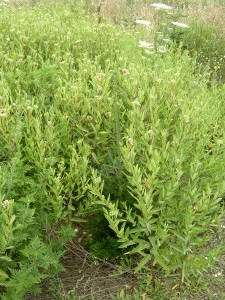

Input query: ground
[26,220,225,300]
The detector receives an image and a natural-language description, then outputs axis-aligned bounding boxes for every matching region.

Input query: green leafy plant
[90,50,225,290]
[0,1,225,298]
[180,20,225,83]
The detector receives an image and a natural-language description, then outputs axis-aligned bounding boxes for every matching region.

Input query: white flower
[135,20,151,26]
[151,3,173,10]
[2,200,10,209]
[132,100,141,106]
[172,22,189,28]
[175,159,180,165]
[94,177,101,185]
[106,112,112,118]
[147,130,153,135]
[128,137,134,146]
[109,211,116,216]
[0,109,7,118]
[163,38,172,43]
[138,41,154,49]
[183,115,190,123]
[214,272,222,278]
[217,139,223,145]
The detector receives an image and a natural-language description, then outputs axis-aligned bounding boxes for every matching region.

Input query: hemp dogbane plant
[91,51,225,289]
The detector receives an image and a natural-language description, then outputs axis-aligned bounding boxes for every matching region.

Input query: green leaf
[168,242,184,254]
[0,269,9,281]
[129,228,144,234]
[10,215,16,226]
[153,254,170,271]
[91,152,100,164]
[173,232,186,243]
[119,240,136,249]
[68,204,75,211]
[0,256,12,262]
[0,235,7,251]
[128,241,150,254]
[71,217,87,222]
[135,254,151,272]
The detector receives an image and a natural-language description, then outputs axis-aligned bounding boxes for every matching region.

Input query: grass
[0,0,225,299]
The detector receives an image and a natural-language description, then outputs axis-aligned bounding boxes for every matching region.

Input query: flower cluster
[2,199,10,209]
[0,109,7,118]
[172,21,189,28]
[135,2,189,53]
[138,41,154,49]
[135,20,151,26]
[151,3,172,10]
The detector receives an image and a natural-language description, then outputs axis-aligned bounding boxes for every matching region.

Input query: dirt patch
[25,218,225,300]
[26,235,137,300]
[59,242,136,299]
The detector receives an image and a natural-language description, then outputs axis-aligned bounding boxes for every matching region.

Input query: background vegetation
[0,0,225,299]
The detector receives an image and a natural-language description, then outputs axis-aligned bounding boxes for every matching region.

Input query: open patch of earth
[25,225,137,300]
[25,219,225,300]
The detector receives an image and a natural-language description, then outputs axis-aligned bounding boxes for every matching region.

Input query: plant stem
[112,70,123,200]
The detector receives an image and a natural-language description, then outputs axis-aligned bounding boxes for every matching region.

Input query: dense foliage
[0,1,225,298]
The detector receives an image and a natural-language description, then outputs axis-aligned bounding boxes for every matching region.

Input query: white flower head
[106,111,112,118]
[184,115,190,123]
[132,100,141,106]
[135,20,151,26]
[138,41,154,49]
[128,137,134,146]
[109,211,116,216]
[175,158,180,165]
[151,3,173,10]
[2,200,10,209]
[172,22,189,28]
[0,109,7,118]
[163,38,172,43]
[214,272,222,278]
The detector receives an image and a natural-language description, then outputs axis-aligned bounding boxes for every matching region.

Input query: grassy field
[0,0,225,299]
